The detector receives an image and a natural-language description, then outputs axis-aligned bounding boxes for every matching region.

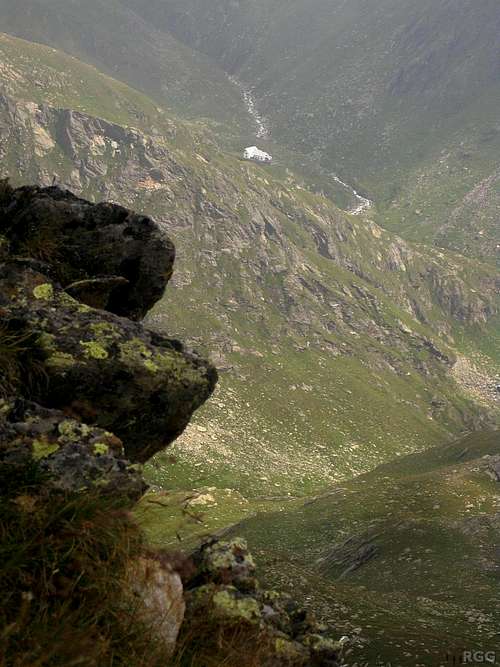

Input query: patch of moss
[33,283,54,300]
[93,443,109,456]
[275,637,305,660]
[119,338,153,363]
[45,351,75,370]
[212,588,260,623]
[80,341,109,360]
[90,322,119,342]
[58,420,91,441]
[36,332,56,352]
[32,439,59,461]
[144,359,159,373]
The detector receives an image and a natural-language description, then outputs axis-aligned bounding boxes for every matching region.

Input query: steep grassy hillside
[0,33,498,507]
[123,0,500,262]
[234,431,500,665]
[0,0,248,128]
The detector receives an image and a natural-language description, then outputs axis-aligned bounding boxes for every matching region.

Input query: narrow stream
[230,76,270,139]
[230,76,372,215]
[332,175,373,216]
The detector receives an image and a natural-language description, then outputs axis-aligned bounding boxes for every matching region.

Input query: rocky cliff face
[0,181,345,666]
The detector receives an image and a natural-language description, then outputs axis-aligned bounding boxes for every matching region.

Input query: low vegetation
[0,320,46,398]
[0,470,168,667]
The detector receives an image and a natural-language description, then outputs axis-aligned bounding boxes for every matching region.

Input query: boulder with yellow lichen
[0,260,217,464]
[0,184,217,475]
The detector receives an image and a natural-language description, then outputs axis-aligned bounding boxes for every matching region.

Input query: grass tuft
[168,610,272,667]
[0,319,47,398]
[0,468,173,667]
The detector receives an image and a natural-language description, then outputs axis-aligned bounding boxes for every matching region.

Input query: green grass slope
[0,0,248,128]
[0,32,171,131]
[235,431,500,665]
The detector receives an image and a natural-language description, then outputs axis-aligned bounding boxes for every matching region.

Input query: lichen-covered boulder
[0,261,217,462]
[193,538,257,590]
[184,580,343,666]
[181,539,344,666]
[0,398,145,499]
[0,185,175,320]
[189,583,261,624]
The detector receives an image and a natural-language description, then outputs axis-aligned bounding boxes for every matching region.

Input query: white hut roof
[244,146,272,158]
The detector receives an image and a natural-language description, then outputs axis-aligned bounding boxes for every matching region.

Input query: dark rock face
[0,399,146,499]
[0,185,175,321]
[0,261,217,463]
[0,184,217,492]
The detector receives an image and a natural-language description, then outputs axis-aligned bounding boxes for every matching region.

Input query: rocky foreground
[0,182,344,666]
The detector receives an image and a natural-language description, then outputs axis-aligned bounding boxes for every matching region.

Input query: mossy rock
[0,261,217,463]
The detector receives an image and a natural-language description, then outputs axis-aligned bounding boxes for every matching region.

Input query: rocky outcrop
[0,260,216,463]
[0,184,175,320]
[0,183,217,482]
[425,265,496,325]
[181,539,344,666]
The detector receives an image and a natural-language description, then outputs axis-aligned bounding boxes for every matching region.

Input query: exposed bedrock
[0,184,175,321]
[0,183,217,490]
